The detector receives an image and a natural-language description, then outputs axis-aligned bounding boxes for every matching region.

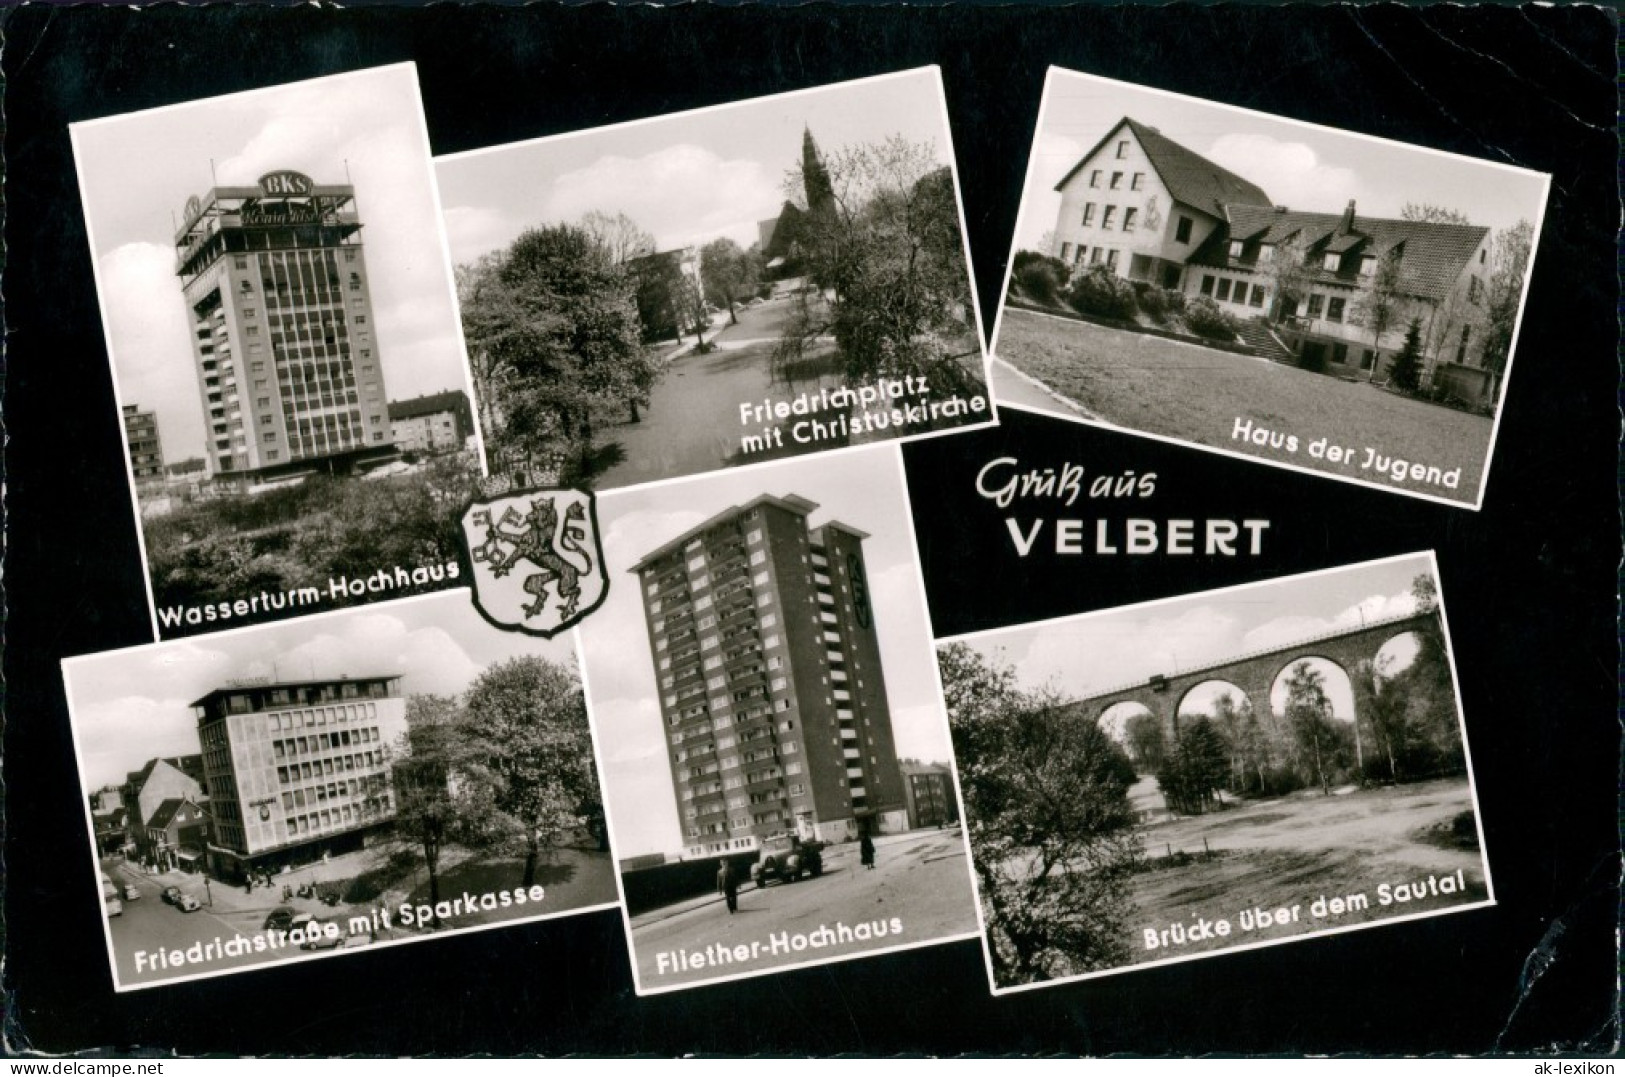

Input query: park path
[595,299,843,490]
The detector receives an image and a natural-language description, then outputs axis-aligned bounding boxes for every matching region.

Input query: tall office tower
[174,170,393,481]
[633,494,908,859]
[193,674,408,881]
[122,404,165,481]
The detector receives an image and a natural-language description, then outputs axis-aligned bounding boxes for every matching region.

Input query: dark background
[4,5,1616,1056]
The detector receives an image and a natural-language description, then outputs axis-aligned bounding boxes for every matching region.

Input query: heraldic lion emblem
[460,487,608,636]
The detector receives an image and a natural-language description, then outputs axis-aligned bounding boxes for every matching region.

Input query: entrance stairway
[1234,318,1300,365]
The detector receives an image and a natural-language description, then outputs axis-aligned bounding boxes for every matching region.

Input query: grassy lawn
[995,306,1494,504]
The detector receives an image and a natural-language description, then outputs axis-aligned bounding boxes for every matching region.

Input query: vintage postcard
[990,69,1548,510]
[435,68,994,494]
[71,64,486,640]
[574,446,979,993]
[63,591,618,992]
[937,552,1492,994]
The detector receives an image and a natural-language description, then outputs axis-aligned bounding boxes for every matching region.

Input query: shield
[459,487,608,637]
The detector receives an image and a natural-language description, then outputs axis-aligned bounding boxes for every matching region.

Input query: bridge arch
[1267,655,1356,721]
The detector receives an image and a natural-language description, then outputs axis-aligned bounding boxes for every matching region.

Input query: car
[122,885,141,901]
[750,833,824,887]
[263,906,298,932]
[298,920,345,951]
[340,933,375,950]
[160,886,182,906]
[176,893,201,912]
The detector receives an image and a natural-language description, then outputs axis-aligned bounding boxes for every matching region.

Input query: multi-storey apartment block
[633,494,908,859]
[122,404,165,483]
[174,170,394,482]
[192,675,407,881]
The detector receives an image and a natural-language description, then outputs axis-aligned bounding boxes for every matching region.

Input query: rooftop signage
[257,170,315,197]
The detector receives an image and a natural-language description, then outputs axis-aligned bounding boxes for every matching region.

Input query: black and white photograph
[71,64,486,640]
[991,70,1548,510]
[435,68,993,495]
[575,446,978,993]
[62,591,618,992]
[938,553,1492,994]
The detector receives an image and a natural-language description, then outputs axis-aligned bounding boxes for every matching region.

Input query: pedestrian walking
[717,858,740,914]
[860,833,876,871]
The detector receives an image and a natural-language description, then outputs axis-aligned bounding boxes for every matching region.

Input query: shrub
[1161,288,1187,315]
[1011,250,1071,307]
[1182,295,1237,341]
[1135,284,1169,324]
[1066,265,1139,321]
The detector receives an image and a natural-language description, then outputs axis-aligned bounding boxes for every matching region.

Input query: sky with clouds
[435,68,955,266]
[64,590,576,792]
[574,446,951,858]
[72,64,473,464]
[943,554,1442,735]
[1013,69,1549,252]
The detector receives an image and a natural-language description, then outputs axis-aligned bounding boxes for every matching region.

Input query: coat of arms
[460,487,608,636]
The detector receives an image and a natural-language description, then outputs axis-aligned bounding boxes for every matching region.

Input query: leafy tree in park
[388,695,498,926]
[1283,662,1339,796]
[1386,316,1426,393]
[463,656,605,887]
[938,643,1142,985]
[458,224,655,479]
[1481,220,1534,378]
[779,136,975,387]
[699,238,762,325]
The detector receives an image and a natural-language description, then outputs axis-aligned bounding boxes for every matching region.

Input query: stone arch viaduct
[1072,611,1440,740]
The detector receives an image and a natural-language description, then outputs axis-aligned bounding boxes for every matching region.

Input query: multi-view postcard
[63,590,619,992]
[574,446,979,994]
[70,64,485,640]
[990,69,1549,510]
[936,553,1492,994]
[434,67,994,494]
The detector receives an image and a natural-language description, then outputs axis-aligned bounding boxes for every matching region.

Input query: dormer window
[1228,239,1244,259]
[1322,252,1341,272]
[1258,244,1275,264]
[1358,255,1376,277]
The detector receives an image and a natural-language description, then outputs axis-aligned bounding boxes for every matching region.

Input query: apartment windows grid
[633,495,907,859]
[174,172,394,480]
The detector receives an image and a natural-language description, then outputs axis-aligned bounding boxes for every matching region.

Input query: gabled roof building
[1050,117,1499,399]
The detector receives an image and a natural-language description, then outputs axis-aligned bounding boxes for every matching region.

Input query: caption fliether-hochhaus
[634,495,910,859]
[174,169,394,482]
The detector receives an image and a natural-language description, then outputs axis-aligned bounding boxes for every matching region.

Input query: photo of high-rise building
[70,65,488,638]
[632,494,907,858]
[175,175,394,480]
[577,446,977,994]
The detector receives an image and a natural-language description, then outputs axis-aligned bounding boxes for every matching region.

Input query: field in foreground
[1123,777,1487,965]
[994,306,1494,504]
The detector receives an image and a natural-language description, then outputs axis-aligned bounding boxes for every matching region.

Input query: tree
[699,238,762,325]
[1401,203,1473,226]
[463,656,604,887]
[578,210,655,267]
[458,224,656,479]
[1351,249,1406,375]
[1386,316,1426,393]
[1156,718,1229,815]
[938,644,1142,986]
[779,137,976,390]
[1263,232,1312,324]
[388,695,498,926]
[1481,219,1534,379]
[1122,713,1166,773]
[1283,663,1337,796]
